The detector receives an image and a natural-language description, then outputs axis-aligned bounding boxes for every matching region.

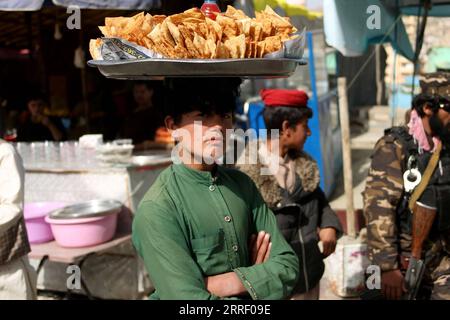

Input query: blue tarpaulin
[0,0,160,11]
[323,0,450,61]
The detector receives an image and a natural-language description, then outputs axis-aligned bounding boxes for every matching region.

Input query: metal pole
[391,51,398,127]
[375,45,382,106]
[338,77,356,238]
[79,24,90,132]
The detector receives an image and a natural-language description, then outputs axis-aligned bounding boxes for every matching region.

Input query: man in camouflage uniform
[363,72,450,300]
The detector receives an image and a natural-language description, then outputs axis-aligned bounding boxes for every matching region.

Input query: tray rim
[87,57,307,66]
[87,58,307,79]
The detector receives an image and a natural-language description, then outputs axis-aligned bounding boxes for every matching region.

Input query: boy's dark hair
[133,81,157,91]
[26,92,46,103]
[263,106,313,136]
[163,77,242,124]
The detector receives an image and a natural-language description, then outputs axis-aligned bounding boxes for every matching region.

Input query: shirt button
[209,185,216,191]
[224,215,232,222]
[232,245,238,252]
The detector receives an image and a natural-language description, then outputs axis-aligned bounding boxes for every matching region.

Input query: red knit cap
[260,89,309,108]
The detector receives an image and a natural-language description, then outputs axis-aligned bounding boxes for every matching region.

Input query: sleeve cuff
[374,259,399,272]
[233,268,259,300]
[320,214,344,238]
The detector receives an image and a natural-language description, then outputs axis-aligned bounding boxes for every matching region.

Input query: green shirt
[132,163,299,300]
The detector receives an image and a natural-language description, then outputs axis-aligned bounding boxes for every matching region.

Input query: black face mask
[429,112,450,143]
[443,125,450,146]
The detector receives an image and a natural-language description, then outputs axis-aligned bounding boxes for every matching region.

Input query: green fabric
[132,163,299,300]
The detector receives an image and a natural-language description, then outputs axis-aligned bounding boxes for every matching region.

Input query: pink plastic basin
[24,202,67,244]
[45,213,118,248]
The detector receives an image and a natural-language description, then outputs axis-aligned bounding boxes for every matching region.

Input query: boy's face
[283,117,311,151]
[133,84,153,107]
[167,110,233,164]
[28,99,45,115]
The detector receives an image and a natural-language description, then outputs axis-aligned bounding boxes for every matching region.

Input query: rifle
[404,203,436,300]
[361,203,437,300]
[403,141,442,300]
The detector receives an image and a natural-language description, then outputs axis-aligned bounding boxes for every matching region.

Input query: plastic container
[324,237,370,298]
[96,143,134,163]
[23,202,67,244]
[201,0,220,20]
[45,213,118,248]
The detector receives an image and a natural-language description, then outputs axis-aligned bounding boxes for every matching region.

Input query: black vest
[385,127,450,235]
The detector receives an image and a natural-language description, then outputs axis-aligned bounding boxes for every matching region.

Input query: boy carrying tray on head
[237,89,343,300]
[132,78,299,300]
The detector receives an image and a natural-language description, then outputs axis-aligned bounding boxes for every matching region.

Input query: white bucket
[324,236,370,298]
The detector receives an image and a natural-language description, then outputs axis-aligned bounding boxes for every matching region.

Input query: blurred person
[69,76,119,141]
[0,95,20,142]
[0,139,37,299]
[16,94,65,142]
[119,81,166,151]
[0,95,7,137]
[236,89,343,300]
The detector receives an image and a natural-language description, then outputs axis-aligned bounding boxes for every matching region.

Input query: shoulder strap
[387,127,417,153]
[385,127,420,173]
[408,141,442,211]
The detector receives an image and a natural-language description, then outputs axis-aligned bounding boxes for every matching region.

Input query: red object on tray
[201,0,220,20]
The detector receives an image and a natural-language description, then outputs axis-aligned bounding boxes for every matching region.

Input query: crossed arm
[133,170,299,300]
[205,231,272,297]
[133,210,274,299]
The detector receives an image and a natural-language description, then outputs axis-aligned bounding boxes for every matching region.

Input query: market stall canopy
[252,0,323,19]
[0,8,144,48]
[0,0,164,48]
[323,0,450,61]
[394,0,450,16]
[0,0,160,11]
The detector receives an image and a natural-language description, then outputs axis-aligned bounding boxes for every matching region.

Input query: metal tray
[48,200,123,220]
[87,58,307,79]
[131,155,172,166]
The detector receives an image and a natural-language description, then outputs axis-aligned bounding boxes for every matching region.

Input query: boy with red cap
[237,88,342,300]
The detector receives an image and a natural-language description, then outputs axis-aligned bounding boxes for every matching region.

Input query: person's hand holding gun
[381,269,407,300]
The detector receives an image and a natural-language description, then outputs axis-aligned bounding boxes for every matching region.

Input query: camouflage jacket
[363,127,412,272]
[364,126,450,273]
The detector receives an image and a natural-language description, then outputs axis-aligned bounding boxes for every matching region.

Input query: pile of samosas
[91,5,298,59]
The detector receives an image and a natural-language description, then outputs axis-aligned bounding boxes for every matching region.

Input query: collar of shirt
[257,142,296,193]
[172,163,219,186]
